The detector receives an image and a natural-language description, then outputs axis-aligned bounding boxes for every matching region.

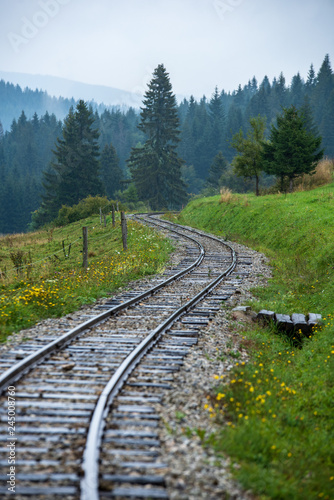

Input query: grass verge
[0,215,173,342]
[175,184,334,500]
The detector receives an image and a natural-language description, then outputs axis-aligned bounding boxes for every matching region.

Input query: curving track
[0,216,253,499]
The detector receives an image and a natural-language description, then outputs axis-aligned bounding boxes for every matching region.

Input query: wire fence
[0,209,126,279]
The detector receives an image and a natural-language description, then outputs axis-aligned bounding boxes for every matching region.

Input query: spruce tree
[306,63,316,91]
[208,86,225,158]
[38,100,103,223]
[206,151,227,189]
[193,97,213,179]
[225,104,244,161]
[276,72,287,102]
[246,85,270,122]
[319,89,334,156]
[300,95,319,135]
[100,143,123,198]
[128,64,187,210]
[234,84,244,108]
[312,54,333,122]
[289,72,304,108]
[262,106,323,192]
[251,77,258,93]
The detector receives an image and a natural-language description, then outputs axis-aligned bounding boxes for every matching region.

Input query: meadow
[176,180,334,500]
[0,214,173,342]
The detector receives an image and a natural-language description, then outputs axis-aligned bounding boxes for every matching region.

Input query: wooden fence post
[82,227,88,268]
[112,205,115,228]
[99,207,102,224]
[121,212,127,251]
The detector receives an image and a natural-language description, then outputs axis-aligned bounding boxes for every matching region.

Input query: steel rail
[147,213,230,248]
[81,216,237,500]
[0,228,205,394]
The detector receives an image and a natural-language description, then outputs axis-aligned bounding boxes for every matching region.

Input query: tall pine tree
[128,64,187,210]
[208,86,225,156]
[36,100,104,224]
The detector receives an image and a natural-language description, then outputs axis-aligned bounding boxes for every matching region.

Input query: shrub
[219,187,234,204]
[54,196,126,226]
[295,158,334,191]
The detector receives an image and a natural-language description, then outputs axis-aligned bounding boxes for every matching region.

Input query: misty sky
[0,0,333,99]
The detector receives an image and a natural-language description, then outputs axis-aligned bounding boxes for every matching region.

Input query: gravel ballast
[0,227,272,499]
[158,239,271,500]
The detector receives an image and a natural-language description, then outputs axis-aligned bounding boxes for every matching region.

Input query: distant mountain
[0,71,142,108]
[0,71,142,131]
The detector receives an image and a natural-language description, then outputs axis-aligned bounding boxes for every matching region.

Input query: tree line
[178,54,333,193]
[0,106,141,234]
[231,110,323,196]
[0,54,333,233]
[0,79,127,132]
[0,79,76,131]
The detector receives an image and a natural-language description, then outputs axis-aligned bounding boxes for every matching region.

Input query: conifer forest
[0,54,333,234]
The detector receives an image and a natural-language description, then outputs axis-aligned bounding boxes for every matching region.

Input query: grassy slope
[0,215,174,342]
[177,186,334,500]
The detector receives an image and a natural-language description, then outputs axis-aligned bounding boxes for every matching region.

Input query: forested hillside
[0,80,76,131]
[178,54,334,191]
[0,106,142,234]
[0,54,333,234]
[0,78,127,131]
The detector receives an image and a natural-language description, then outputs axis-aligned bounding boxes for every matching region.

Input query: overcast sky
[1,0,333,100]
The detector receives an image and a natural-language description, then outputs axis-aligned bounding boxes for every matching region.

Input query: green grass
[0,214,173,342]
[175,185,334,500]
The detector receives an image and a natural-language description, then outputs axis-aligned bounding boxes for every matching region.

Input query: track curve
[0,216,239,499]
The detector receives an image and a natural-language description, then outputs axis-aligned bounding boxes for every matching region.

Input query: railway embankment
[172,185,334,500]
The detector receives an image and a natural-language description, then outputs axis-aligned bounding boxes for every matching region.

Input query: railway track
[0,215,253,499]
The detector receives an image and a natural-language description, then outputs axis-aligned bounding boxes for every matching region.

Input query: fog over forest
[0,54,333,234]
